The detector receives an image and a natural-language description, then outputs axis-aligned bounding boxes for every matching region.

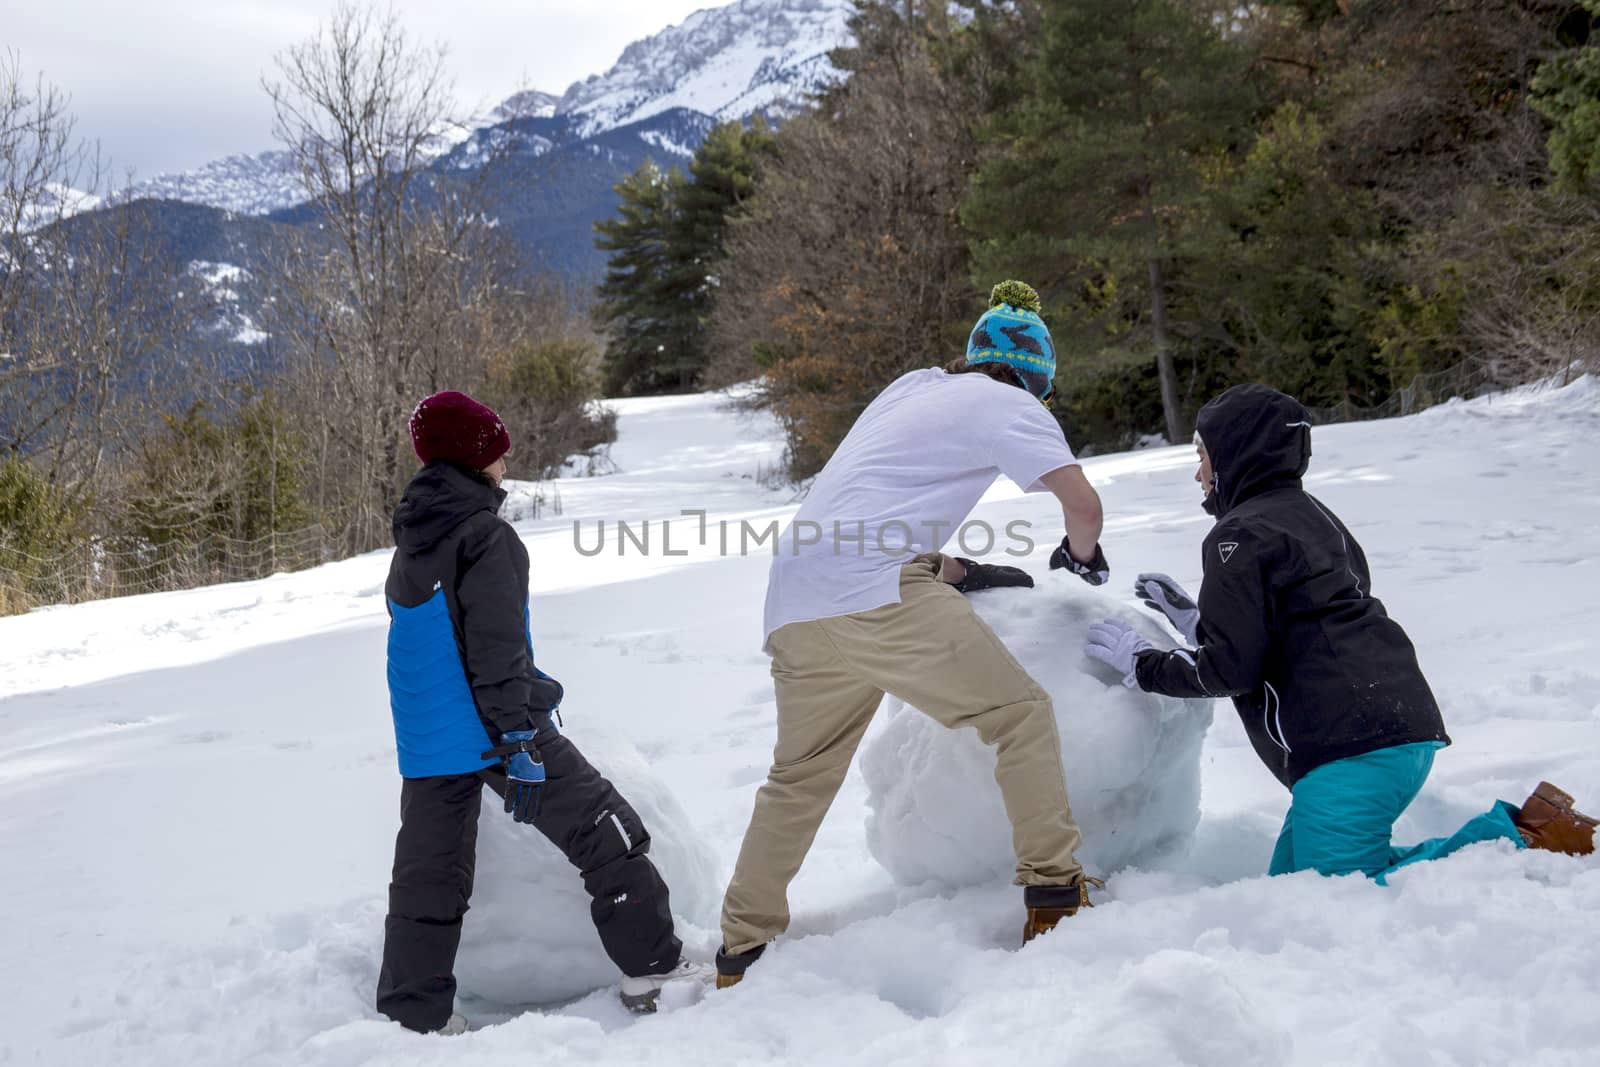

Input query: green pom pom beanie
[965,280,1056,400]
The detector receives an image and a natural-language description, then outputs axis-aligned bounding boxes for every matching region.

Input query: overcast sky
[7,0,713,180]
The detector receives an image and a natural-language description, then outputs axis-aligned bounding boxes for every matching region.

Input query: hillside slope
[3,380,1598,1066]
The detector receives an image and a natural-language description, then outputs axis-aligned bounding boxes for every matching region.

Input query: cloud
[12,0,714,179]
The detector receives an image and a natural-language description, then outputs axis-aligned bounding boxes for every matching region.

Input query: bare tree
[262,1,519,552]
[0,50,87,323]
[706,9,984,477]
[11,207,197,490]
[1444,188,1600,386]
[1,51,87,468]
[1,54,192,504]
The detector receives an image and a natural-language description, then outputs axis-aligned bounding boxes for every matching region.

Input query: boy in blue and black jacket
[376,390,702,1033]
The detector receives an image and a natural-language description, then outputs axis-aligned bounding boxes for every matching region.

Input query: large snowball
[861,581,1214,887]
[454,725,721,1005]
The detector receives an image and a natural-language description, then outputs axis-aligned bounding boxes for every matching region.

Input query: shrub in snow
[862,581,1213,887]
[454,726,721,1004]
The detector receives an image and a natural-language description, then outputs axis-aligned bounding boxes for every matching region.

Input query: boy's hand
[1049,535,1110,586]
[951,557,1035,594]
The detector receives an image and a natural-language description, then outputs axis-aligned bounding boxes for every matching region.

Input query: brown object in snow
[1514,781,1597,856]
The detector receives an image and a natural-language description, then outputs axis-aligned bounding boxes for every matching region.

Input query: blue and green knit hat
[966,280,1056,400]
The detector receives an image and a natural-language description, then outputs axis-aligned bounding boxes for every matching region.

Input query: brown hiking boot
[1022,876,1102,943]
[714,943,765,989]
[1514,782,1597,856]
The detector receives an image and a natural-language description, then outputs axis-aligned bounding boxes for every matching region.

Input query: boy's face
[484,456,508,487]
[1195,440,1214,497]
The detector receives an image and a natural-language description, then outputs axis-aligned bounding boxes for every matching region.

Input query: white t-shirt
[762,368,1078,642]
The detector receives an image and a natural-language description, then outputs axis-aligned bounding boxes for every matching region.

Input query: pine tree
[1202,101,1393,404]
[593,163,686,396]
[125,395,311,555]
[965,0,1257,443]
[0,456,81,615]
[1532,0,1600,192]
[593,121,776,396]
[667,117,776,378]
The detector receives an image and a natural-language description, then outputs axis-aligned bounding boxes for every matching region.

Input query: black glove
[1049,535,1110,586]
[951,557,1035,594]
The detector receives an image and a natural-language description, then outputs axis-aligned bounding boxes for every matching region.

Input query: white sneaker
[619,959,713,1013]
[436,1013,469,1036]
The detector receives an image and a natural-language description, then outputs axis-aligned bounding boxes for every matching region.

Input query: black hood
[392,461,506,554]
[1195,384,1312,517]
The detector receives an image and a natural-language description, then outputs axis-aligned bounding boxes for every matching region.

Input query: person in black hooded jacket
[1084,383,1594,881]
[375,390,706,1034]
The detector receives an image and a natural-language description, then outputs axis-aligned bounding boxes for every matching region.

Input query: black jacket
[387,461,563,740]
[1134,384,1448,788]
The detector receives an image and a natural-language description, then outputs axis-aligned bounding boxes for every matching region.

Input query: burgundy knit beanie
[409,391,512,469]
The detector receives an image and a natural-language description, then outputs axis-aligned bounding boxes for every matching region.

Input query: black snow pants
[374,722,682,1032]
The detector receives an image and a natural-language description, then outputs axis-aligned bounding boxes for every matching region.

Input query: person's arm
[942,462,1103,586]
[1134,525,1275,699]
[949,390,1092,586]
[1038,463,1103,565]
[456,520,541,734]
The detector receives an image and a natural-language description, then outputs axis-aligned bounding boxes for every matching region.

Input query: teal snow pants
[1268,741,1526,883]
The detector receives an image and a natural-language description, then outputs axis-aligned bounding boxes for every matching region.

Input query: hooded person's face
[1192,383,1312,519]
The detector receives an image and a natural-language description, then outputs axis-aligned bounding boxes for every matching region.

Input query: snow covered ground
[3,379,1599,1066]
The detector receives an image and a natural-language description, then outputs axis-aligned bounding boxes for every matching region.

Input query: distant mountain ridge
[105,0,849,222]
[115,90,565,217]
[122,150,304,217]
[21,0,855,379]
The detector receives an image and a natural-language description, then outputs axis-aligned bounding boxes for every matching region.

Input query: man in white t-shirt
[716,282,1111,988]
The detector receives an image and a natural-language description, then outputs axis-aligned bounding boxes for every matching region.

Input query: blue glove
[1135,573,1200,645]
[483,730,546,823]
[1084,619,1152,688]
[1049,535,1110,586]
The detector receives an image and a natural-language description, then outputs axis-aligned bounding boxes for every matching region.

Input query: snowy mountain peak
[557,0,854,135]
[116,88,561,218]
[41,0,857,255]
[491,89,560,123]
[10,182,103,231]
[125,150,304,217]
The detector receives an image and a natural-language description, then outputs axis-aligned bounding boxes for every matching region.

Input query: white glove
[1134,572,1200,646]
[1084,619,1153,689]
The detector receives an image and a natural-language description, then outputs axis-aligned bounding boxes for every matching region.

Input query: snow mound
[455,725,721,1004]
[862,580,1214,887]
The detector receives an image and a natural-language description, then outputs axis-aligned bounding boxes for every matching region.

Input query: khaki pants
[720,554,1084,955]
